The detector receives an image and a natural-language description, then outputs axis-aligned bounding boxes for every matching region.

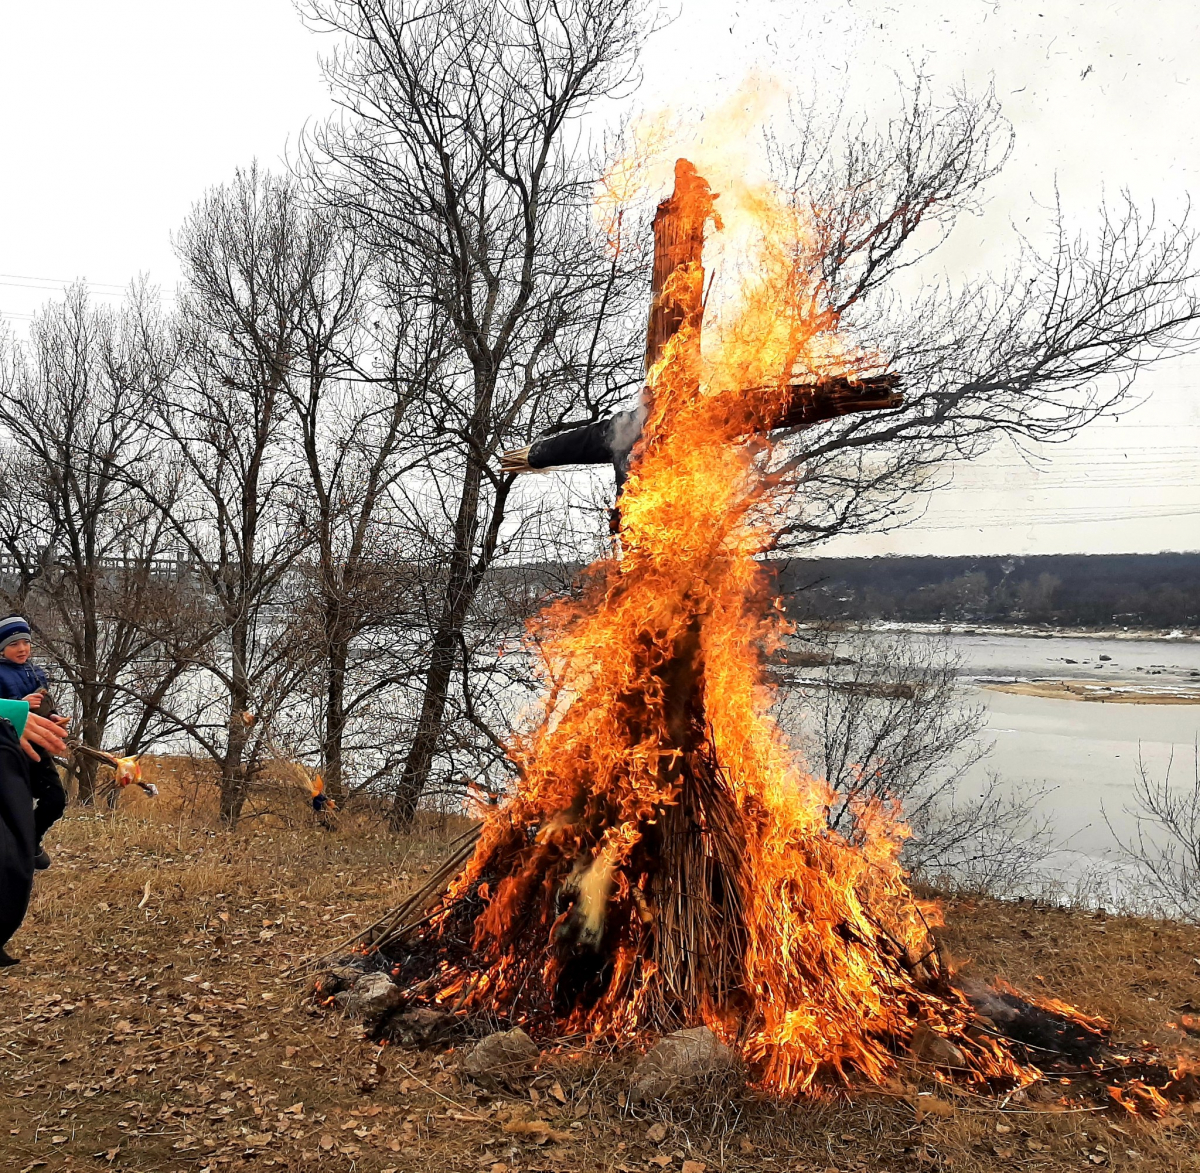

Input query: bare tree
[141,166,342,823]
[303,0,655,824]
[756,77,1200,547]
[284,286,447,803]
[0,285,182,801]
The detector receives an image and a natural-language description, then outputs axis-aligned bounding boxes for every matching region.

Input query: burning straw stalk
[69,741,157,800]
[323,160,1198,1112]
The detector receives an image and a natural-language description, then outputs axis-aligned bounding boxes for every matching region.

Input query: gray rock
[336,971,404,1020]
[386,1007,458,1048]
[631,1026,738,1102]
[462,1027,540,1088]
[909,1021,967,1068]
[313,956,372,998]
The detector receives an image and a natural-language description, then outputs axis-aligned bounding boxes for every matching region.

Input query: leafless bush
[1110,746,1200,923]
[778,628,1055,892]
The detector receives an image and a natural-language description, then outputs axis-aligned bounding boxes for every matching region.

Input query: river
[939,631,1200,902]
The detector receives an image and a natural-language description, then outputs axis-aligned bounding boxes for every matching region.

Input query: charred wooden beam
[772,372,902,430]
[645,159,717,372]
[500,372,902,476]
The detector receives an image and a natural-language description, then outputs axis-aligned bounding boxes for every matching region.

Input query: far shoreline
[836,621,1200,643]
[979,678,1200,704]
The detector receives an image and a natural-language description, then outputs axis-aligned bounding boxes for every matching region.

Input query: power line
[0,271,128,292]
[911,505,1200,530]
[951,479,1200,490]
[0,281,129,300]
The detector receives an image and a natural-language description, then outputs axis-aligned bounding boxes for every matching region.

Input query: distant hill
[774,552,1200,629]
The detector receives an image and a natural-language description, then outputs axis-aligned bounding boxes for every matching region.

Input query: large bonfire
[346,153,1195,1111]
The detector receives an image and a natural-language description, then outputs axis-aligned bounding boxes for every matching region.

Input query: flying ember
[345,156,1196,1112]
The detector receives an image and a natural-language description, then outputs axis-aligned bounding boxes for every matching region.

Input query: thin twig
[389,1055,489,1121]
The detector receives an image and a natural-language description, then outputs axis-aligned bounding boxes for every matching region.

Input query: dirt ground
[3,768,1200,1173]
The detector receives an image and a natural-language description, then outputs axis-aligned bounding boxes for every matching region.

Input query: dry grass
[2,761,1199,1173]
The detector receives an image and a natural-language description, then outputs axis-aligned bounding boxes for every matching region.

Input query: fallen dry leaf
[549,1079,567,1104]
[913,1095,954,1120]
[319,1134,334,1150]
[681,1161,707,1173]
[649,1156,673,1168]
[646,1121,669,1144]
[502,1118,571,1143]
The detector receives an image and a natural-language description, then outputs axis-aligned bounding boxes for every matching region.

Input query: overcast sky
[1,0,1197,558]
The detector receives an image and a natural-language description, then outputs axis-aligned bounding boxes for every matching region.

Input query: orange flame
[310,772,336,812]
[114,756,142,788]
[388,118,1184,1110]
[412,158,1021,1094]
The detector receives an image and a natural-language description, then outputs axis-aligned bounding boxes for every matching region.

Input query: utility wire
[0,271,128,292]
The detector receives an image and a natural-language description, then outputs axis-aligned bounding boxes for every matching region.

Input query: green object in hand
[0,698,29,738]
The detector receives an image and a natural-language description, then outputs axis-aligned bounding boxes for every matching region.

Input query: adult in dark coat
[0,715,34,966]
[0,617,66,869]
[0,705,69,965]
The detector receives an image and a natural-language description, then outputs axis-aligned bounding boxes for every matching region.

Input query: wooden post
[644,159,720,372]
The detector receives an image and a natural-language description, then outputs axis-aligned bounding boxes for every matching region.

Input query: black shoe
[0,948,18,967]
[33,847,50,870]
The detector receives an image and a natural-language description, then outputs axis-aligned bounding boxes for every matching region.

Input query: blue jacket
[0,659,49,702]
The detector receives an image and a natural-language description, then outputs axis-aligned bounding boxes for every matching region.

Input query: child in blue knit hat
[0,617,66,869]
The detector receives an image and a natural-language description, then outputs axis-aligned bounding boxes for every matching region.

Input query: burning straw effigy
[319,159,1197,1113]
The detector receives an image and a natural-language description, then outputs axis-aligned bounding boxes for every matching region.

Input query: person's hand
[21,711,68,761]
[21,693,40,706]
[52,714,70,729]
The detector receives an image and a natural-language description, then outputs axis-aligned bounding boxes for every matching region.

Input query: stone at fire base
[336,971,404,1021]
[908,1021,967,1068]
[631,1026,739,1102]
[388,1007,458,1048]
[462,1027,540,1088]
[313,955,371,995]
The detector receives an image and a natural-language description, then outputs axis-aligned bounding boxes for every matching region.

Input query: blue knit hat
[0,616,31,652]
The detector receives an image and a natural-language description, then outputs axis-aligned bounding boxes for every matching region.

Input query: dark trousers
[30,753,65,844]
[0,720,34,950]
